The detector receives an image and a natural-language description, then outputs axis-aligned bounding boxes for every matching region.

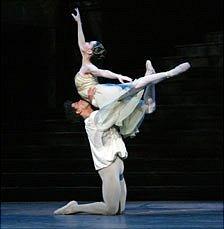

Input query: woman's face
[84,41,97,53]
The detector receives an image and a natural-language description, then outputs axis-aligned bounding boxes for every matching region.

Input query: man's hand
[117,75,133,83]
[87,87,96,102]
[71,8,80,22]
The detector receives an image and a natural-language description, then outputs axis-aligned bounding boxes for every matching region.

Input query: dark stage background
[1,0,223,201]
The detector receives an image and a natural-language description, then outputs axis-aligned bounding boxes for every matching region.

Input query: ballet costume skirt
[74,72,147,138]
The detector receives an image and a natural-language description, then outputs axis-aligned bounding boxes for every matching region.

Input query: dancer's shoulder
[79,64,97,76]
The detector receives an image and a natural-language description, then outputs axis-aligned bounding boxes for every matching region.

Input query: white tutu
[93,82,146,138]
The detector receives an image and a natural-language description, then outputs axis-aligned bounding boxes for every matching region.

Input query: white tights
[134,62,190,90]
[117,62,190,112]
[143,60,157,114]
[124,62,190,114]
[54,157,127,215]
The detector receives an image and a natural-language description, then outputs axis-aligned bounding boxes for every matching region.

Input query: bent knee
[105,204,119,215]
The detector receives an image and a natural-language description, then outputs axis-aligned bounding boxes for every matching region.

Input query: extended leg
[134,62,190,90]
[54,158,123,215]
[73,166,121,215]
[118,62,190,102]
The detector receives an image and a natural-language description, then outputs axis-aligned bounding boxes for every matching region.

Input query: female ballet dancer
[71,8,191,137]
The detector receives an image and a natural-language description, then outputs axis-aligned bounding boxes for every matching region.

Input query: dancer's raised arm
[71,8,86,54]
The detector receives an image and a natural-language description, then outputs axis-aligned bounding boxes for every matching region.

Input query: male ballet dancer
[54,98,127,215]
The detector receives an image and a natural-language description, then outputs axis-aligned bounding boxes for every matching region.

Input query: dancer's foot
[166,62,191,78]
[54,200,78,215]
[143,60,156,114]
[144,99,156,114]
[145,60,156,75]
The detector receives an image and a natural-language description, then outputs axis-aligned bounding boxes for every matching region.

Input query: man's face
[72,100,89,115]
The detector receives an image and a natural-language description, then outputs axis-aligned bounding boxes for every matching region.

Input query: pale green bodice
[74,72,99,102]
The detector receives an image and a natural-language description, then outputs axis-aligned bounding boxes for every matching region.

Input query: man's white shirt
[84,111,128,170]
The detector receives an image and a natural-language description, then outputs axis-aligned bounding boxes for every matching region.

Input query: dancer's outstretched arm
[71,8,86,54]
[86,63,132,83]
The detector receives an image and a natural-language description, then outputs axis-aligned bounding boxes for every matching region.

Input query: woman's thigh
[94,84,132,108]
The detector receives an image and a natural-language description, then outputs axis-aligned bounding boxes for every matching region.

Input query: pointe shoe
[54,200,78,215]
[145,100,156,114]
[176,62,191,72]
[145,60,156,75]
[167,62,191,78]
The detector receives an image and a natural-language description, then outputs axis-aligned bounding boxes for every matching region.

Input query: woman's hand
[87,87,96,102]
[71,8,80,22]
[117,75,133,83]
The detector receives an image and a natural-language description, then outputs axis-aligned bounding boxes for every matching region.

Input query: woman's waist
[76,82,98,93]
[75,73,98,89]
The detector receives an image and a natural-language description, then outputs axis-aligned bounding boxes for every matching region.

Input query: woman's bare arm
[71,8,86,53]
[86,64,132,83]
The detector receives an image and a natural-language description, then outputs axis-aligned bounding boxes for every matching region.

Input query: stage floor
[1,201,223,228]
